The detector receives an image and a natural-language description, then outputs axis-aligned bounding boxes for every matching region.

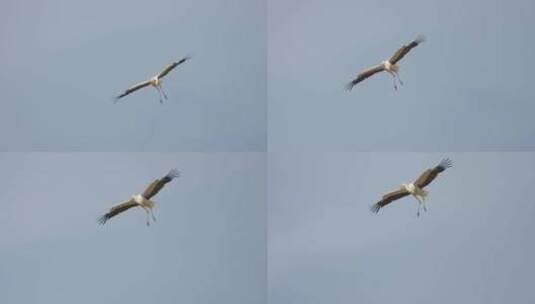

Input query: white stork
[98,169,179,226]
[346,35,425,91]
[114,56,191,103]
[371,159,452,217]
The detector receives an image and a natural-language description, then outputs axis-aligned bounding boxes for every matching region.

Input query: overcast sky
[269,152,535,303]
[0,153,266,304]
[0,0,266,151]
[268,0,535,151]
[3,0,535,303]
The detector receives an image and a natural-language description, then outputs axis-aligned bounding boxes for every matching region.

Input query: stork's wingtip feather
[113,94,125,103]
[370,203,381,214]
[181,55,193,63]
[415,34,426,44]
[97,215,108,225]
[167,168,180,179]
[439,158,453,169]
[345,82,355,92]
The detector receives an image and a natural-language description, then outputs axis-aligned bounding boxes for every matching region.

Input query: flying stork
[346,35,425,91]
[371,159,452,217]
[98,169,179,226]
[114,56,191,103]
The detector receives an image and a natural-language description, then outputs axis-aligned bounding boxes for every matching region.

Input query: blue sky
[269,153,535,303]
[0,0,266,151]
[268,0,535,151]
[0,153,266,304]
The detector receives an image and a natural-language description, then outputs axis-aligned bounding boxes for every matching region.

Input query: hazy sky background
[268,0,535,151]
[0,153,266,304]
[0,0,265,151]
[269,153,535,303]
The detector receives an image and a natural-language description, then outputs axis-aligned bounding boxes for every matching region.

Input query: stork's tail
[421,188,429,197]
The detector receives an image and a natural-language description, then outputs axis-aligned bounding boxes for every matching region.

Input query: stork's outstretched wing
[98,198,138,225]
[414,158,452,189]
[157,56,191,79]
[389,35,425,65]
[345,64,385,91]
[371,188,410,213]
[142,169,180,200]
[115,80,151,101]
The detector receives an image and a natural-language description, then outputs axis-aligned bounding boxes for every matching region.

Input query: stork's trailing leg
[143,208,151,226]
[159,85,168,100]
[391,75,398,90]
[155,87,165,104]
[415,196,425,217]
[395,71,404,86]
[150,208,157,222]
[387,71,398,90]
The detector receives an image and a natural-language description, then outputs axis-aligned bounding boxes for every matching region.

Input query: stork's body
[149,76,168,103]
[132,194,157,226]
[402,182,428,216]
[382,60,403,90]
